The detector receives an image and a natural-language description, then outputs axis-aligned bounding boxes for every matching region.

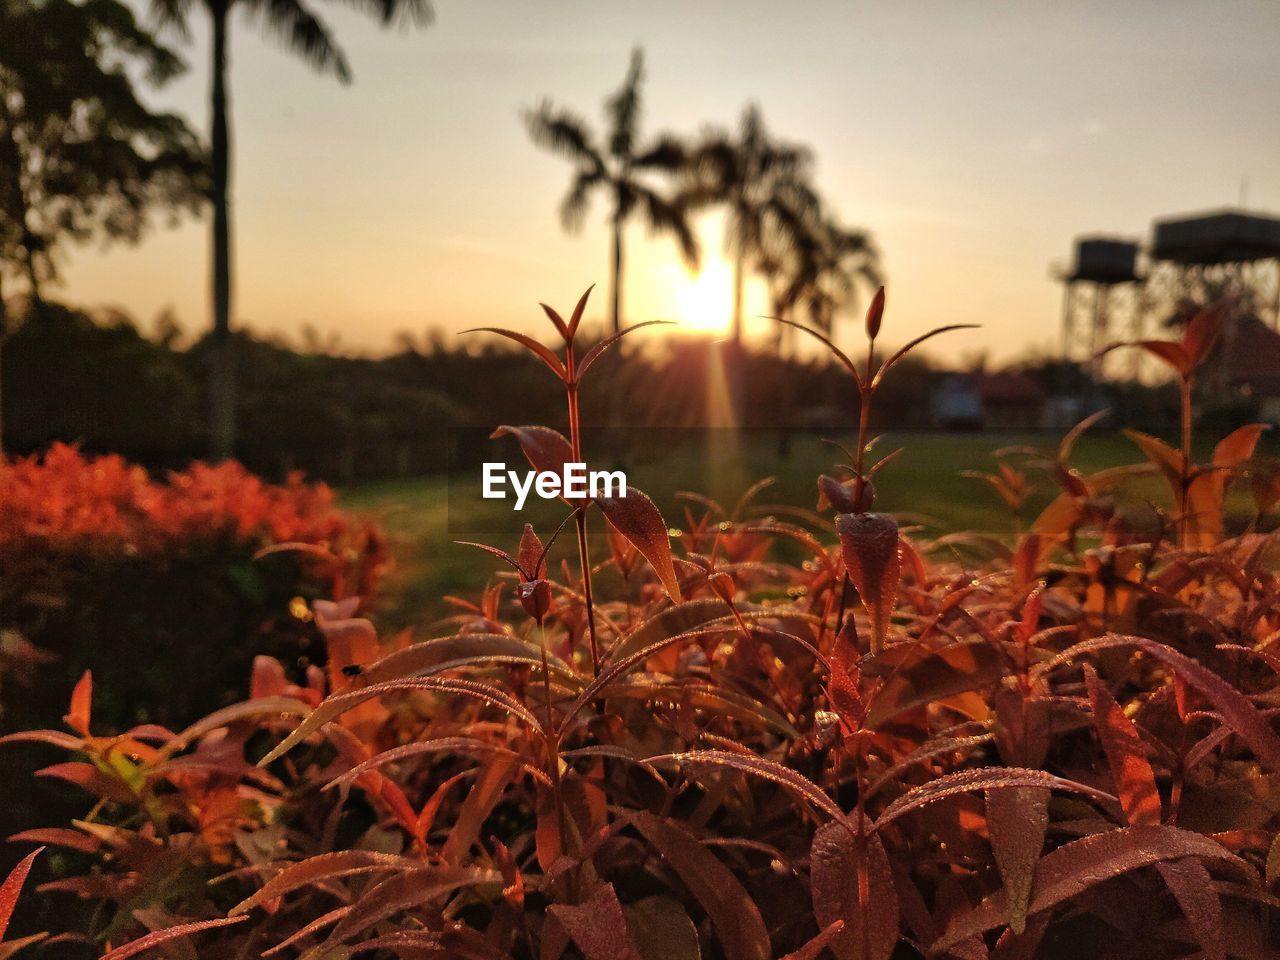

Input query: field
[342,429,1154,626]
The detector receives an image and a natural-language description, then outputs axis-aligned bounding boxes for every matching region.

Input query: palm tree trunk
[208,0,236,460]
[732,232,745,345]
[610,210,623,337]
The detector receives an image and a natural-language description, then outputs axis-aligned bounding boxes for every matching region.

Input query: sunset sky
[60,0,1280,361]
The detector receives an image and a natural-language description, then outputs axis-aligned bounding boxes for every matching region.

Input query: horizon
[53,0,1280,362]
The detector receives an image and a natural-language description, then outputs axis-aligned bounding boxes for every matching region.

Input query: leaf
[547,883,636,960]
[231,850,418,915]
[780,921,845,960]
[651,750,847,823]
[986,786,1048,934]
[1084,664,1161,825]
[490,425,582,503]
[63,671,91,737]
[575,321,673,382]
[327,866,498,944]
[874,768,1113,834]
[461,327,566,380]
[836,512,900,653]
[864,285,886,340]
[1047,635,1280,771]
[518,523,545,578]
[160,696,312,757]
[864,637,1004,729]
[99,917,249,960]
[872,325,979,387]
[258,677,542,767]
[631,812,770,960]
[356,632,578,689]
[933,825,1249,951]
[810,821,899,960]
[1156,858,1225,960]
[1123,429,1184,487]
[1183,301,1230,369]
[0,848,41,941]
[625,896,700,960]
[1214,423,1267,467]
[771,317,863,384]
[1133,339,1191,375]
[598,488,682,601]
[540,301,569,340]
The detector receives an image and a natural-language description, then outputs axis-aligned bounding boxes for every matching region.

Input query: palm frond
[605,48,643,160]
[632,134,689,173]
[148,0,195,40]
[335,0,433,27]
[524,102,605,173]
[637,185,699,268]
[249,0,352,81]
[560,168,604,232]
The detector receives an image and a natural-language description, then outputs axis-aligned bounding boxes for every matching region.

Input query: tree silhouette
[782,215,880,348]
[686,104,816,345]
[525,48,699,338]
[150,0,432,459]
[0,0,205,449]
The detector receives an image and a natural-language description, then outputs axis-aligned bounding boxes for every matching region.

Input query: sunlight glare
[676,259,734,334]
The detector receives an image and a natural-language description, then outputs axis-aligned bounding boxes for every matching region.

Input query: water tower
[1146,208,1280,329]
[1056,236,1144,378]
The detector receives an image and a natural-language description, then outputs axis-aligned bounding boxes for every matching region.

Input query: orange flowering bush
[0,443,386,731]
[5,291,1280,960]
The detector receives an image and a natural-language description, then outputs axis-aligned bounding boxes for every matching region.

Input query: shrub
[0,443,387,730]
[6,290,1280,959]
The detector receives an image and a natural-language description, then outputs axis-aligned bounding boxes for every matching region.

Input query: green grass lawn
[341,429,1163,628]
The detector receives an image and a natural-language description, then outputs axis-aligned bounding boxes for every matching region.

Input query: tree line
[1,4,883,459]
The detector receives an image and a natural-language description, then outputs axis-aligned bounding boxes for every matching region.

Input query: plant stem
[565,369,602,676]
[1179,374,1193,548]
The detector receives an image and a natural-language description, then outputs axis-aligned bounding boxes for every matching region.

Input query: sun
[675,259,734,334]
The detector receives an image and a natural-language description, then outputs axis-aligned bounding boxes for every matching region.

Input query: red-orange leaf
[547,883,635,960]
[100,917,249,960]
[1052,635,1280,771]
[1156,858,1225,960]
[864,285,886,340]
[810,821,898,960]
[64,671,91,737]
[934,825,1248,951]
[461,327,567,380]
[986,786,1048,934]
[0,848,41,941]
[598,489,682,602]
[1183,301,1230,369]
[1085,664,1161,826]
[836,512,900,654]
[632,812,770,960]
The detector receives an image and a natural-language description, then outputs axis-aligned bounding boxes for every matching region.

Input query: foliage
[0,0,204,300]
[7,290,1280,960]
[0,442,387,730]
[525,48,699,336]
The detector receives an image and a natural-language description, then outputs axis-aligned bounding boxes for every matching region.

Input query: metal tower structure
[1056,237,1144,379]
[1145,208,1280,330]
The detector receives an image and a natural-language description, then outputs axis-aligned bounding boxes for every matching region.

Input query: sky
[57,0,1280,362]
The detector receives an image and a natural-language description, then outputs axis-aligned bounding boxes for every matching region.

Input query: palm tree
[781,215,880,350]
[686,104,815,345]
[525,48,699,338]
[151,0,432,459]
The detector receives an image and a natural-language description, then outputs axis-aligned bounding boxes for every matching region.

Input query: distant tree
[780,215,880,349]
[686,104,817,345]
[0,0,204,448]
[150,0,433,460]
[526,48,699,337]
